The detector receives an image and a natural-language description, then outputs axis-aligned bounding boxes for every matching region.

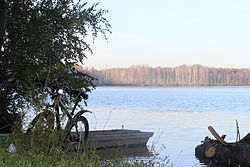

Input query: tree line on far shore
[83,65,250,86]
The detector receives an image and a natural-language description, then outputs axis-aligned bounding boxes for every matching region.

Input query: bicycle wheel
[66,116,89,143]
[26,111,54,134]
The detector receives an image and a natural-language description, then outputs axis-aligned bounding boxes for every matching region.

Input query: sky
[84,0,250,69]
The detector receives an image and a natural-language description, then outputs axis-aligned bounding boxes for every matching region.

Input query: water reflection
[97,145,174,166]
[96,145,153,160]
[196,157,238,167]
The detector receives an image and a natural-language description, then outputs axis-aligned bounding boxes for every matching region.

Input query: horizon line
[83,64,250,70]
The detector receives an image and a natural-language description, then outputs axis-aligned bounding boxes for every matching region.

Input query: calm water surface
[82,87,250,166]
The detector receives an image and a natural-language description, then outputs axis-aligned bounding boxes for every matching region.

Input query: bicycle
[26,85,91,148]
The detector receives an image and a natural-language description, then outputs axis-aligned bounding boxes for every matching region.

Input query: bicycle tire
[66,116,89,143]
[26,111,54,134]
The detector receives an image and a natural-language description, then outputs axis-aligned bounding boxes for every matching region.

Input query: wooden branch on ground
[208,126,229,146]
[196,126,250,167]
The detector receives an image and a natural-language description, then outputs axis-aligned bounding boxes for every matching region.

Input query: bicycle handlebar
[44,82,88,100]
[66,89,88,100]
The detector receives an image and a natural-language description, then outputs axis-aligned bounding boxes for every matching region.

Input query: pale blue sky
[85,0,250,69]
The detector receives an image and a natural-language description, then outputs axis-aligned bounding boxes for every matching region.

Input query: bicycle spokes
[67,116,89,143]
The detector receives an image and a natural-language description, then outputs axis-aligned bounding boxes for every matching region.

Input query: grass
[0,151,149,167]
[0,127,174,167]
[0,152,96,167]
[0,131,149,167]
[0,129,97,166]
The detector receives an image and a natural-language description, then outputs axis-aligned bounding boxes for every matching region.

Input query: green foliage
[0,130,97,167]
[0,130,172,167]
[0,132,151,167]
[0,0,111,118]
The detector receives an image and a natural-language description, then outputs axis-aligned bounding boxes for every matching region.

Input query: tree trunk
[0,0,8,49]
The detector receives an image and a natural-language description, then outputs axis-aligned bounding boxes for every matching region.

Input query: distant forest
[82,65,250,86]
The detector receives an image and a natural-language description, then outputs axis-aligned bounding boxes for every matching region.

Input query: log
[205,146,216,158]
[195,127,250,167]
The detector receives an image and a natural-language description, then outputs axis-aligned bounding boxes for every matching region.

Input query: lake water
[82,87,250,166]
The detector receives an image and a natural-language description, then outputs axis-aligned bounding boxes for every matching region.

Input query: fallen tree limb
[208,126,229,146]
[196,126,250,167]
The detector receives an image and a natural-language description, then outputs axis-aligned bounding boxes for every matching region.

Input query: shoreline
[95,85,250,88]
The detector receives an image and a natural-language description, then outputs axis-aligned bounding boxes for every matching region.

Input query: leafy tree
[0,0,111,132]
[0,0,8,48]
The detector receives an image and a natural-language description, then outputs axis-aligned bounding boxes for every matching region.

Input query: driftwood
[195,126,250,167]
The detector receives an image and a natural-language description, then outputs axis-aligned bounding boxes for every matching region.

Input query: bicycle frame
[27,86,91,143]
[52,90,91,131]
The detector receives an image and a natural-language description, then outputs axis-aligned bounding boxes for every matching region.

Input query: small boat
[88,129,154,149]
[0,133,9,139]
